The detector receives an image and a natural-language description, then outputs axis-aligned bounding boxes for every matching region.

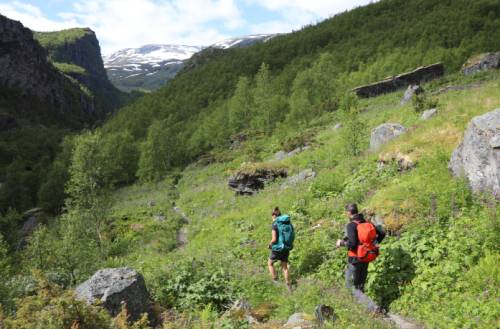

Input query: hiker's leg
[345,263,355,290]
[358,262,369,291]
[268,258,277,280]
[281,261,290,284]
[353,263,368,291]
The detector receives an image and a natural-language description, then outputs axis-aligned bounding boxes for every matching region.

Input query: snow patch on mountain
[210,34,279,49]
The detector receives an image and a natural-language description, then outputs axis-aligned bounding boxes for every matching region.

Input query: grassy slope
[109,71,499,327]
[34,28,94,48]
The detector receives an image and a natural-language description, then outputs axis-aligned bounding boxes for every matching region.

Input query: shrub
[150,260,238,312]
[2,274,112,329]
[412,92,438,113]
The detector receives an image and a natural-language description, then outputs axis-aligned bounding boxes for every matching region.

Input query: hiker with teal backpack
[267,207,295,290]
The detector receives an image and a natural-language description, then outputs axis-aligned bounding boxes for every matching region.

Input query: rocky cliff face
[35,28,125,112]
[0,14,94,119]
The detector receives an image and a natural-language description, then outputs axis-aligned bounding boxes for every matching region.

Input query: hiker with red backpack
[268,207,295,290]
[336,203,385,292]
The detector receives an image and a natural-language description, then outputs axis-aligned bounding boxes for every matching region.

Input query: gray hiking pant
[345,262,368,291]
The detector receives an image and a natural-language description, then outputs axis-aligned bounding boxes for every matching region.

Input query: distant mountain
[103,45,202,92]
[34,28,128,113]
[210,34,280,49]
[104,34,279,92]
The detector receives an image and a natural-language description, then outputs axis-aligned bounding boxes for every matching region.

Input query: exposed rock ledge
[353,63,444,98]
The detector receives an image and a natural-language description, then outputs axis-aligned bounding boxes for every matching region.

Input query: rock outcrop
[449,109,500,198]
[282,169,316,188]
[353,63,444,98]
[284,313,315,329]
[0,14,94,117]
[34,28,124,112]
[273,145,311,161]
[75,267,150,321]
[370,123,407,151]
[400,84,423,105]
[314,304,336,326]
[462,52,500,76]
[224,299,259,325]
[420,108,437,120]
[228,167,287,195]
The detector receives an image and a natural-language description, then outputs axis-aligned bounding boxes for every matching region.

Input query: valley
[0,0,499,328]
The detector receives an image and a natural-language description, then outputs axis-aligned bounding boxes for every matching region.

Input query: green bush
[2,275,112,329]
[412,92,439,113]
[150,260,238,312]
[366,244,415,308]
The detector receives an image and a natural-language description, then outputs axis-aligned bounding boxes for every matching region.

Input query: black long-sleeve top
[344,214,385,264]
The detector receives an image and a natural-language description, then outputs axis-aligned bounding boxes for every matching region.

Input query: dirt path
[172,206,190,248]
[386,313,424,329]
[350,289,424,329]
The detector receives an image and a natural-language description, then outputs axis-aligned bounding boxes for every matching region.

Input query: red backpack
[347,220,379,263]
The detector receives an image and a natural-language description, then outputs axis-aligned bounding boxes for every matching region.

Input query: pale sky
[0,0,376,54]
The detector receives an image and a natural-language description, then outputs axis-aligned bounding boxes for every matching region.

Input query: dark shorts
[269,250,289,263]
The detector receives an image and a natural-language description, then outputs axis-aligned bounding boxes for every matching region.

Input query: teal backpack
[272,215,295,252]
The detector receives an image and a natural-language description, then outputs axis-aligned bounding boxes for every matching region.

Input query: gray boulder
[333,123,343,130]
[75,267,150,321]
[370,123,407,151]
[314,304,336,326]
[284,313,315,329]
[282,169,316,189]
[449,109,500,198]
[462,52,500,76]
[421,108,438,120]
[401,84,423,105]
[287,145,310,157]
[224,299,259,325]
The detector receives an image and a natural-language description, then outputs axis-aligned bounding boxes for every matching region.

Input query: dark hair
[345,203,358,215]
[272,207,281,217]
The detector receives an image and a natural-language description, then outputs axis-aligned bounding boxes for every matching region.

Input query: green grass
[34,28,93,48]
[53,62,87,76]
[74,71,500,327]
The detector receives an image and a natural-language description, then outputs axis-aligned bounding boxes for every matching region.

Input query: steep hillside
[34,28,129,112]
[0,16,132,213]
[0,15,95,125]
[104,0,500,172]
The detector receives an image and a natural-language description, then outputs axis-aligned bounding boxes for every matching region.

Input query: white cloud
[0,0,376,54]
[0,1,78,31]
[1,0,244,54]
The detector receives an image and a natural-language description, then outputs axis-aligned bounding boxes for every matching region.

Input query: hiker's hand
[268,243,272,249]
[336,239,344,248]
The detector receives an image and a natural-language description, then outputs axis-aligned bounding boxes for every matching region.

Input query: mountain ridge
[34,28,128,112]
[103,34,279,91]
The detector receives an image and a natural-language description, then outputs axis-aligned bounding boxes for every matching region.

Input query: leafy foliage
[151,260,238,312]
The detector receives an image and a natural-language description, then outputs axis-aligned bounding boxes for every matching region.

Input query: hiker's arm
[345,222,359,251]
[375,225,386,243]
[269,228,277,248]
